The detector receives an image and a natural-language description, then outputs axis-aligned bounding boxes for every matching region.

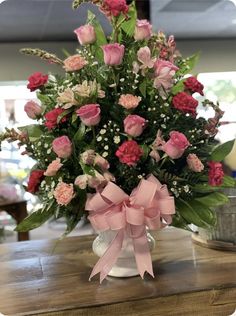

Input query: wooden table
[0,228,236,316]
[0,199,29,241]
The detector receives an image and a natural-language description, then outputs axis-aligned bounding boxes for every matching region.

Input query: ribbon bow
[86,174,175,283]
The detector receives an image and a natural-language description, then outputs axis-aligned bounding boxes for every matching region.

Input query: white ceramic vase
[92,230,155,278]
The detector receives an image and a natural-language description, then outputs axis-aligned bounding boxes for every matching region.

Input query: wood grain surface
[0,228,236,316]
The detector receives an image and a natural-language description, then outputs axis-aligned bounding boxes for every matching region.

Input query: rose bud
[134,19,152,41]
[124,114,146,137]
[102,43,125,66]
[76,103,101,126]
[162,131,190,159]
[74,24,96,45]
[52,136,72,159]
[24,100,42,119]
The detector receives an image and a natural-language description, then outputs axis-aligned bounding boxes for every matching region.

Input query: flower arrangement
[1,0,235,281]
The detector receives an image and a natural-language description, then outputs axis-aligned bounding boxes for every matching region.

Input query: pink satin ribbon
[86,174,175,283]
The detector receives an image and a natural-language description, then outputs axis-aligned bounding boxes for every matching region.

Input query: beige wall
[0,39,236,82]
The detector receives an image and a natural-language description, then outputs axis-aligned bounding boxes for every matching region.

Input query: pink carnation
[172,92,198,116]
[187,154,204,172]
[208,161,224,186]
[53,182,74,205]
[118,94,141,110]
[103,0,129,17]
[116,140,143,166]
[63,55,88,72]
[44,158,63,177]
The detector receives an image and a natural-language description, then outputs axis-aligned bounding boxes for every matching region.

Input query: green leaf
[57,108,73,124]
[171,79,184,95]
[87,10,107,62]
[211,139,235,162]
[72,112,78,123]
[171,213,193,232]
[18,124,43,142]
[15,201,55,232]
[140,144,150,161]
[139,80,147,98]
[189,200,216,226]
[196,192,229,207]
[73,123,86,143]
[177,53,200,76]
[222,175,236,187]
[176,199,214,228]
[192,183,222,193]
[120,3,137,37]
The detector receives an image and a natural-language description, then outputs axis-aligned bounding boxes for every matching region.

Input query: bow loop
[87,175,175,282]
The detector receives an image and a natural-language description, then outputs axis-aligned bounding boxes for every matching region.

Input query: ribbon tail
[89,230,124,283]
[133,230,154,279]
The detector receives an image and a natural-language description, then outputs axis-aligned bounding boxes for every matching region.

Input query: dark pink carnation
[208,161,224,186]
[184,76,204,96]
[172,92,198,116]
[45,108,67,130]
[27,72,48,92]
[115,140,143,166]
[103,0,129,17]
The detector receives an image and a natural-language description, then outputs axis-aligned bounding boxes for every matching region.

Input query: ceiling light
[0,0,7,3]
[229,0,236,6]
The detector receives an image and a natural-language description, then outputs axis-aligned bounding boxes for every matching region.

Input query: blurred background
[0,0,236,242]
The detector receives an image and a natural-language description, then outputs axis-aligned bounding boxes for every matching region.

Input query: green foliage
[18,124,43,142]
[120,2,137,37]
[211,139,235,162]
[196,192,229,207]
[73,123,86,143]
[177,53,200,76]
[15,201,55,232]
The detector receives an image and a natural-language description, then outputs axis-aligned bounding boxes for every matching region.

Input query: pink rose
[24,100,42,119]
[44,158,63,177]
[162,131,190,159]
[74,175,88,190]
[187,154,204,173]
[94,155,110,170]
[53,182,74,205]
[116,140,143,166]
[52,136,72,159]
[102,43,125,66]
[153,59,179,90]
[80,149,96,165]
[76,103,101,126]
[74,24,96,45]
[134,20,152,41]
[124,114,146,137]
[63,55,88,72]
[118,94,142,109]
[103,0,129,17]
